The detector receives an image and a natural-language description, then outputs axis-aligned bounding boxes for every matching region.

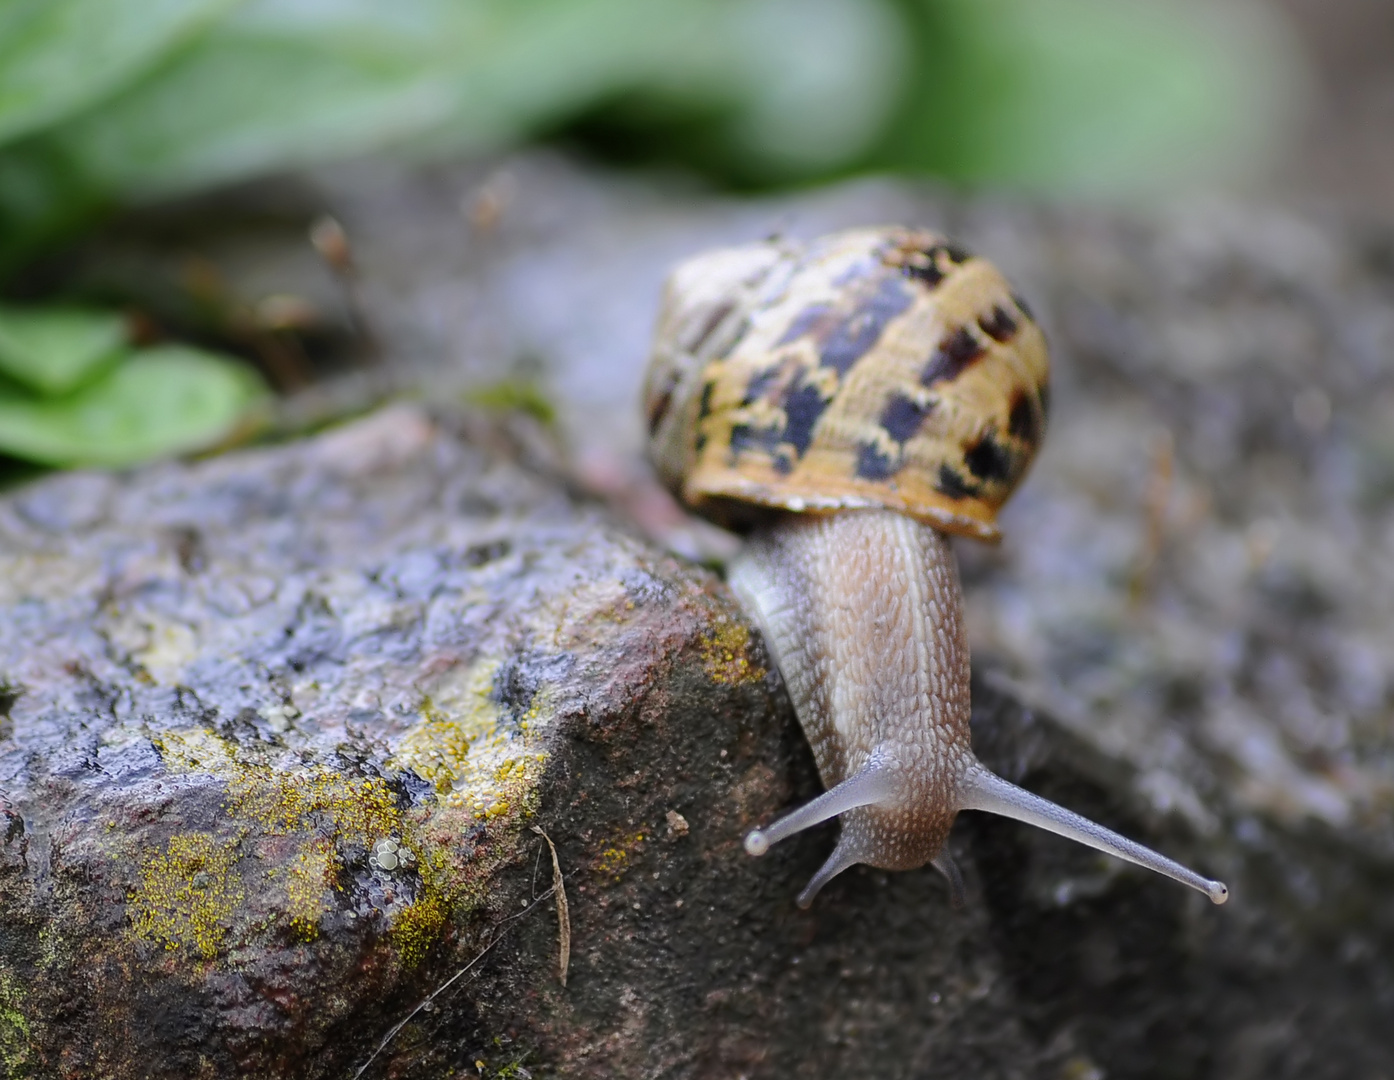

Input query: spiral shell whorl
[643,227,1050,541]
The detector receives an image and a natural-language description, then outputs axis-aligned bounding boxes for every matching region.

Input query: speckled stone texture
[4,155,1394,1078]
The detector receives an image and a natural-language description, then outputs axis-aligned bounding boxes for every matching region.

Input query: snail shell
[644,227,1048,540]
[645,227,1227,909]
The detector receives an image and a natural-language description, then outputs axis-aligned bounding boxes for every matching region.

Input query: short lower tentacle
[931,851,966,908]
[796,839,861,909]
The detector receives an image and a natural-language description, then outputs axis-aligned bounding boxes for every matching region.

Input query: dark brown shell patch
[921,326,986,387]
[647,387,673,435]
[730,423,780,457]
[936,463,979,499]
[686,299,736,355]
[856,442,899,481]
[818,277,914,375]
[783,381,831,455]
[742,366,782,405]
[697,380,716,419]
[880,392,934,443]
[776,276,914,377]
[977,305,1019,343]
[895,241,973,289]
[1007,390,1039,444]
[776,302,834,347]
[963,430,1014,482]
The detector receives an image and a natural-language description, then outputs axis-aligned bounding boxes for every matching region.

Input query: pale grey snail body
[644,227,1228,909]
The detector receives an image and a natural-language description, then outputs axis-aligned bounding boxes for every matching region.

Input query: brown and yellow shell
[643,226,1049,542]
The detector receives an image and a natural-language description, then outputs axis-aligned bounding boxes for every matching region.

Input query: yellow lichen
[138,727,410,958]
[286,842,336,941]
[134,619,201,685]
[130,833,244,960]
[594,830,646,880]
[136,653,556,970]
[700,618,764,685]
[154,727,237,775]
[228,767,401,849]
[389,658,549,820]
[157,726,403,848]
[391,894,448,967]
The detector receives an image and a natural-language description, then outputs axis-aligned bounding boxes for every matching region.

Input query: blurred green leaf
[879,0,1300,193]
[0,0,1303,272]
[0,304,128,396]
[464,379,556,425]
[33,0,679,198]
[5,0,907,201]
[0,0,240,144]
[0,137,112,273]
[0,344,266,467]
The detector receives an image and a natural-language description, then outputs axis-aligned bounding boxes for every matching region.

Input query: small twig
[1129,428,1174,608]
[309,214,381,362]
[351,886,558,1079]
[531,838,544,898]
[531,825,571,987]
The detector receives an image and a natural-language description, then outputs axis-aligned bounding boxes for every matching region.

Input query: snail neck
[729,508,974,815]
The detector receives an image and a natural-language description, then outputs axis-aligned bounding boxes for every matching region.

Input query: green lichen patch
[0,970,34,1077]
[463,379,557,426]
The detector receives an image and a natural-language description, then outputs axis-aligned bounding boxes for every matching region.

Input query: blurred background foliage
[0,0,1309,468]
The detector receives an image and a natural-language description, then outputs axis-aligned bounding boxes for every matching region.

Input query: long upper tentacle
[745,758,898,856]
[956,765,1228,904]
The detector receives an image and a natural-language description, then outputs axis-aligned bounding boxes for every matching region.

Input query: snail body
[645,227,1227,909]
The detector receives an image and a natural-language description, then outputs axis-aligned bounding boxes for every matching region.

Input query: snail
[643,226,1228,910]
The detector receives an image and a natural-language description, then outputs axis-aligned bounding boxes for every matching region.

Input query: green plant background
[0,0,1304,469]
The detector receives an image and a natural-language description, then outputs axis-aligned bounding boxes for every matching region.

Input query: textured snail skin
[728,509,1228,908]
[644,227,1228,908]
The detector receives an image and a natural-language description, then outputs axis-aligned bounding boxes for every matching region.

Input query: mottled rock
[0,405,783,1077]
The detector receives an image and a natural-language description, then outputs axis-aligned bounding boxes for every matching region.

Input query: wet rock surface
[4,156,1394,1077]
